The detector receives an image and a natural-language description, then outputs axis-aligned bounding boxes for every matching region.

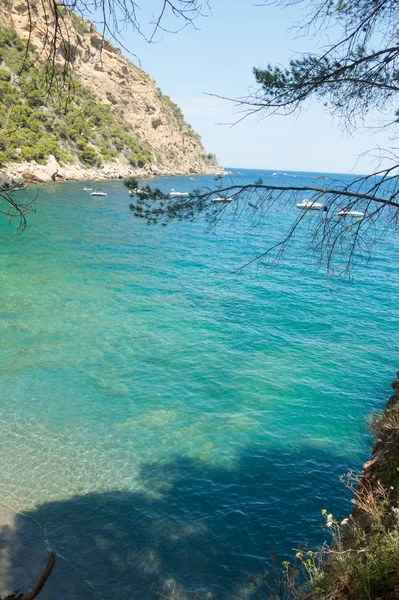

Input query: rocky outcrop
[0,174,25,190]
[359,376,399,489]
[350,374,399,532]
[0,0,224,180]
[4,155,220,183]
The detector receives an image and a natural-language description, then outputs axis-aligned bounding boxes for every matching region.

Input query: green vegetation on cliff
[0,27,152,167]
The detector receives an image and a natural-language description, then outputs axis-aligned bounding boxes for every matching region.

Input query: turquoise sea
[1,168,399,598]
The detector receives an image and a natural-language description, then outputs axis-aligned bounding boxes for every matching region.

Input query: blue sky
[103,1,395,173]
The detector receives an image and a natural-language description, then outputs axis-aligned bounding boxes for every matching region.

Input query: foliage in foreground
[253,388,399,600]
[259,487,399,599]
[126,0,399,279]
[0,550,56,600]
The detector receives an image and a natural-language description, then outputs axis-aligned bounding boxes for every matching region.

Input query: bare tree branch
[21,550,56,600]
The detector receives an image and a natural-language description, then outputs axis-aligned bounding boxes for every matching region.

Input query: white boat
[296,199,325,211]
[129,188,144,196]
[83,186,92,191]
[90,190,107,197]
[212,196,233,203]
[337,210,364,218]
[169,188,189,197]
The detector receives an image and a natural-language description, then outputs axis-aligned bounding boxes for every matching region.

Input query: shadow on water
[1,444,359,600]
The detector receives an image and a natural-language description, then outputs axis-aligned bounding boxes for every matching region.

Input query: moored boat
[169,189,189,197]
[296,199,325,211]
[90,190,108,197]
[337,209,364,218]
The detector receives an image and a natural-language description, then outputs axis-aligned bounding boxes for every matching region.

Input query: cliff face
[0,0,222,181]
[357,375,399,513]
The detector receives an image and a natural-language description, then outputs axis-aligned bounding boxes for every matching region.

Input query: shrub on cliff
[79,145,102,167]
[0,68,11,82]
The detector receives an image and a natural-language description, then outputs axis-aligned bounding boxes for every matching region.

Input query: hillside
[0,0,222,182]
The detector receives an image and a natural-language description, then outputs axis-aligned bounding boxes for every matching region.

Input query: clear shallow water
[0,168,399,598]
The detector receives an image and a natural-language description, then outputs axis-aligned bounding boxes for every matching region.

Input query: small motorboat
[212,196,233,204]
[296,199,326,211]
[90,190,107,197]
[83,186,92,191]
[337,209,364,218]
[169,189,189,197]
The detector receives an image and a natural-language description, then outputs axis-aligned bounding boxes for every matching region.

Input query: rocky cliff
[357,375,399,515]
[0,0,223,182]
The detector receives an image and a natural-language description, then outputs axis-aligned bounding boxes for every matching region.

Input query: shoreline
[0,155,227,186]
